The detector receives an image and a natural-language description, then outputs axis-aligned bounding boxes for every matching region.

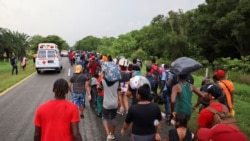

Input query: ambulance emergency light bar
[38,43,57,49]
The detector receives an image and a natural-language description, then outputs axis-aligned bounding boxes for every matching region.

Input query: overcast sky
[0,0,205,46]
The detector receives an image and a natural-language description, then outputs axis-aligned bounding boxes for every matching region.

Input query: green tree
[111,33,137,58]
[186,0,250,63]
[42,35,69,51]
[74,36,100,51]
[97,37,116,56]
[29,35,44,53]
[0,28,30,59]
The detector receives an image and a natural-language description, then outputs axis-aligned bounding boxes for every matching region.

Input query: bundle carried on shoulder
[170,57,202,75]
[102,61,121,82]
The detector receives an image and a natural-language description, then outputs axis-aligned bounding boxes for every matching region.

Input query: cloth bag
[170,57,203,75]
[102,61,121,82]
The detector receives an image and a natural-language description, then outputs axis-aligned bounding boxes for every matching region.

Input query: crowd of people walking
[33,51,247,141]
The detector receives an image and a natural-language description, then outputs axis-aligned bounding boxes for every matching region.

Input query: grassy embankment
[0,60,249,138]
[0,60,36,93]
[189,75,250,139]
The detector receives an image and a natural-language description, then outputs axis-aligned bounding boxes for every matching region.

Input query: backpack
[207,105,237,128]
[145,73,155,92]
[102,62,121,82]
[213,83,229,108]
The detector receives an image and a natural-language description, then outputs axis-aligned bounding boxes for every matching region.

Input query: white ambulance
[35,43,63,73]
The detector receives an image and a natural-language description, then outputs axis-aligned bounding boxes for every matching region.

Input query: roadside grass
[0,60,36,93]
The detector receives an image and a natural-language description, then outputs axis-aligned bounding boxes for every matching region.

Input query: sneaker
[111,135,115,140]
[166,115,171,125]
[97,113,102,118]
[117,110,123,115]
[107,134,112,141]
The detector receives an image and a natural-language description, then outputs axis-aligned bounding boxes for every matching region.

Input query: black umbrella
[170,57,203,75]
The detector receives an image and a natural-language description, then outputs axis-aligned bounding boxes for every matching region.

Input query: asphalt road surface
[0,57,172,141]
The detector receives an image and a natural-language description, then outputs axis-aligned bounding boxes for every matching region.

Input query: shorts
[120,82,128,96]
[72,92,86,107]
[102,108,117,120]
[131,134,155,141]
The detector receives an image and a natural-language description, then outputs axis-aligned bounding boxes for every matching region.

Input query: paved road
[0,57,172,141]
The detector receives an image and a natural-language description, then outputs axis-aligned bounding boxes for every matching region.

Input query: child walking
[96,70,104,117]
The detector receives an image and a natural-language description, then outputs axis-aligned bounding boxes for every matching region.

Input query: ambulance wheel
[36,69,41,74]
[56,69,61,73]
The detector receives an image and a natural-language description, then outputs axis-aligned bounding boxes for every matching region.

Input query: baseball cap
[203,83,222,99]
[75,65,82,73]
[214,69,225,78]
[90,56,95,60]
[197,123,248,141]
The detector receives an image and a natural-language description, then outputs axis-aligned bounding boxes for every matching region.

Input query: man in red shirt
[149,58,161,94]
[88,56,101,77]
[197,83,229,128]
[69,51,75,66]
[34,78,82,141]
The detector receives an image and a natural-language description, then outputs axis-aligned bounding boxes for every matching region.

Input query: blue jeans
[163,90,171,117]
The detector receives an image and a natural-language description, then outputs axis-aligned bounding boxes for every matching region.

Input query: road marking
[68,68,71,76]
[0,72,36,96]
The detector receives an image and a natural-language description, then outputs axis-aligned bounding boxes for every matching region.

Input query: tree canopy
[1,0,250,72]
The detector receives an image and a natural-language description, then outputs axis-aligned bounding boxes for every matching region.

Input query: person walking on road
[69,50,75,66]
[101,78,121,141]
[100,55,122,141]
[197,83,230,128]
[117,65,131,115]
[121,84,162,141]
[96,70,104,117]
[150,58,161,94]
[69,65,91,119]
[214,69,235,114]
[171,74,204,120]
[159,64,172,125]
[34,78,82,141]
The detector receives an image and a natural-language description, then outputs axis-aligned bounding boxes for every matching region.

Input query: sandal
[80,114,84,119]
